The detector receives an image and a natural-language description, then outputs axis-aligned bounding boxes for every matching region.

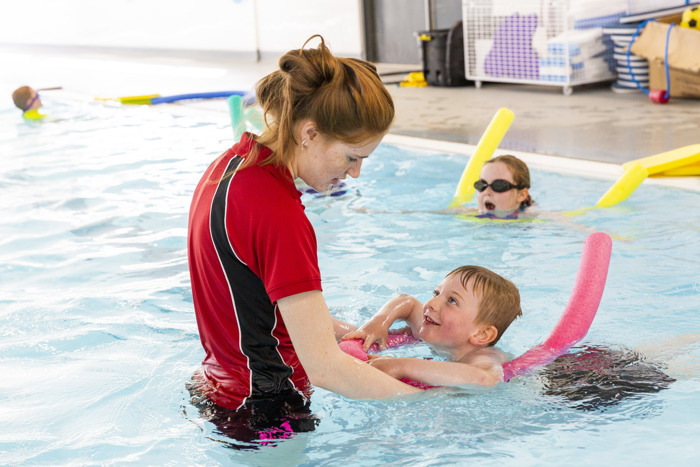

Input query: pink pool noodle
[501,231,612,381]
[339,231,612,388]
[338,334,434,389]
[339,333,420,361]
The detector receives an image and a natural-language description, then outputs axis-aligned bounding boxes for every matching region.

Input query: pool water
[1,95,698,465]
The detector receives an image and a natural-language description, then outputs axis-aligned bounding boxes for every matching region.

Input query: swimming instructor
[187,35,420,409]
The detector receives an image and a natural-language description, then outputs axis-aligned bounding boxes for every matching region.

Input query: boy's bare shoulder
[461,346,508,366]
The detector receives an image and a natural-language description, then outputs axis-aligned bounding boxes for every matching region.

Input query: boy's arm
[341,294,423,351]
[368,354,504,387]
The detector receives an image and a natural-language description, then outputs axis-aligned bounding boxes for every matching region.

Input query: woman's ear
[470,325,498,346]
[299,119,319,142]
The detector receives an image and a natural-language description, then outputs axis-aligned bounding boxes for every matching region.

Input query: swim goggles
[23,93,40,112]
[473,179,526,193]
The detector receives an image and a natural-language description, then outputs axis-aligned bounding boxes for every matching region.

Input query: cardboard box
[630,21,700,98]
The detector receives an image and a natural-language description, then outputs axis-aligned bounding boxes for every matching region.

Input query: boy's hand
[341,320,389,351]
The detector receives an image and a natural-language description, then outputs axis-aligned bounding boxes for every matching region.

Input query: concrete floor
[387,80,700,164]
[3,45,699,168]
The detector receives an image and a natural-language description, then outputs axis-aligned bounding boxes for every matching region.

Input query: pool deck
[2,45,699,190]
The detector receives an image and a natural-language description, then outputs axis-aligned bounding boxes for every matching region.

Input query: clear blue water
[1,95,699,465]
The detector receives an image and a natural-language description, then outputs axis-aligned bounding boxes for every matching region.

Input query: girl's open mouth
[485,201,496,210]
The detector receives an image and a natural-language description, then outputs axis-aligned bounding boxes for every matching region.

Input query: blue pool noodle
[150,90,246,105]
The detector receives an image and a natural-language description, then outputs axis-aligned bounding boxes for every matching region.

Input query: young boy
[12,86,41,112]
[341,266,522,387]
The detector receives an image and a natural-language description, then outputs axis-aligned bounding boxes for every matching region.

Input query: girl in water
[447,154,534,219]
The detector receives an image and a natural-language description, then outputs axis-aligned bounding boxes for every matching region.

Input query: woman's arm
[341,294,423,351]
[368,355,503,387]
[278,290,421,399]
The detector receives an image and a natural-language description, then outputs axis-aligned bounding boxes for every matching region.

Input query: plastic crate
[627,0,691,16]
[462,0,622,94]
[416,21,469,87]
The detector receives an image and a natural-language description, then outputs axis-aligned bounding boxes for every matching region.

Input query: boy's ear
[470,325,498,346]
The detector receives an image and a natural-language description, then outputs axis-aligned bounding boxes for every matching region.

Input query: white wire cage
[462,0,623,94]
[626,0,692,16]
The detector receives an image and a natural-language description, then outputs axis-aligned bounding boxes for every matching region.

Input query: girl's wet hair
[485,155,534,209]
[446,265,522,345]
[245,34,394,169]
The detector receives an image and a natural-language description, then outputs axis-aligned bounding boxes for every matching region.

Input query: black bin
[416,21,469,87]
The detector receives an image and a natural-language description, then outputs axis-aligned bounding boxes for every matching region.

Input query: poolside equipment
[96,90,247,105]
[378,70,425,86]
[596,144,700,207]
[416,20,469,87]
[339,231,612,386]
[463,4,618,96]
[399,72,428,87]
[448,107,514,208]
[626,20,674,104]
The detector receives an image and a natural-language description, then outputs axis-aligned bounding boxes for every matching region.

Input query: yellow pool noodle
[449,107,515,208]
[657,161,700,176]
[95,94,159,105]
[622,144,700,175]
[22,109,47,120]
[595,163,648,208]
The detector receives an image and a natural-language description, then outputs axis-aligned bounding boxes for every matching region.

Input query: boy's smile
[423,313,440,325]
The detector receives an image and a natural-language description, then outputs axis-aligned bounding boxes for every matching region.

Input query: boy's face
[417,274,483,353]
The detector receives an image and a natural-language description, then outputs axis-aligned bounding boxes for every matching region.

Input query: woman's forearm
[279,291,421,399]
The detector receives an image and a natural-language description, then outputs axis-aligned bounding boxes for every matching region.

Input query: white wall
[257,0,363,56]
[0,0,363,57]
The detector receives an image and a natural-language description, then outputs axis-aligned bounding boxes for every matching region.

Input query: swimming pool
[1,96,698,465]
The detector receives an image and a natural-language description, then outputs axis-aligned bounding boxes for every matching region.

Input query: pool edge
[383,133,700,192]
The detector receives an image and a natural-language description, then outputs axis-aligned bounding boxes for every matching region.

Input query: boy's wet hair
[446,265,522,345]
[243,34,394,170]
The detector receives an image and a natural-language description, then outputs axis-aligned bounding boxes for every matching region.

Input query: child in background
[12,86,45,120]
[341,265,522,387]
[350,154,534,220]
[446,154,534,219]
